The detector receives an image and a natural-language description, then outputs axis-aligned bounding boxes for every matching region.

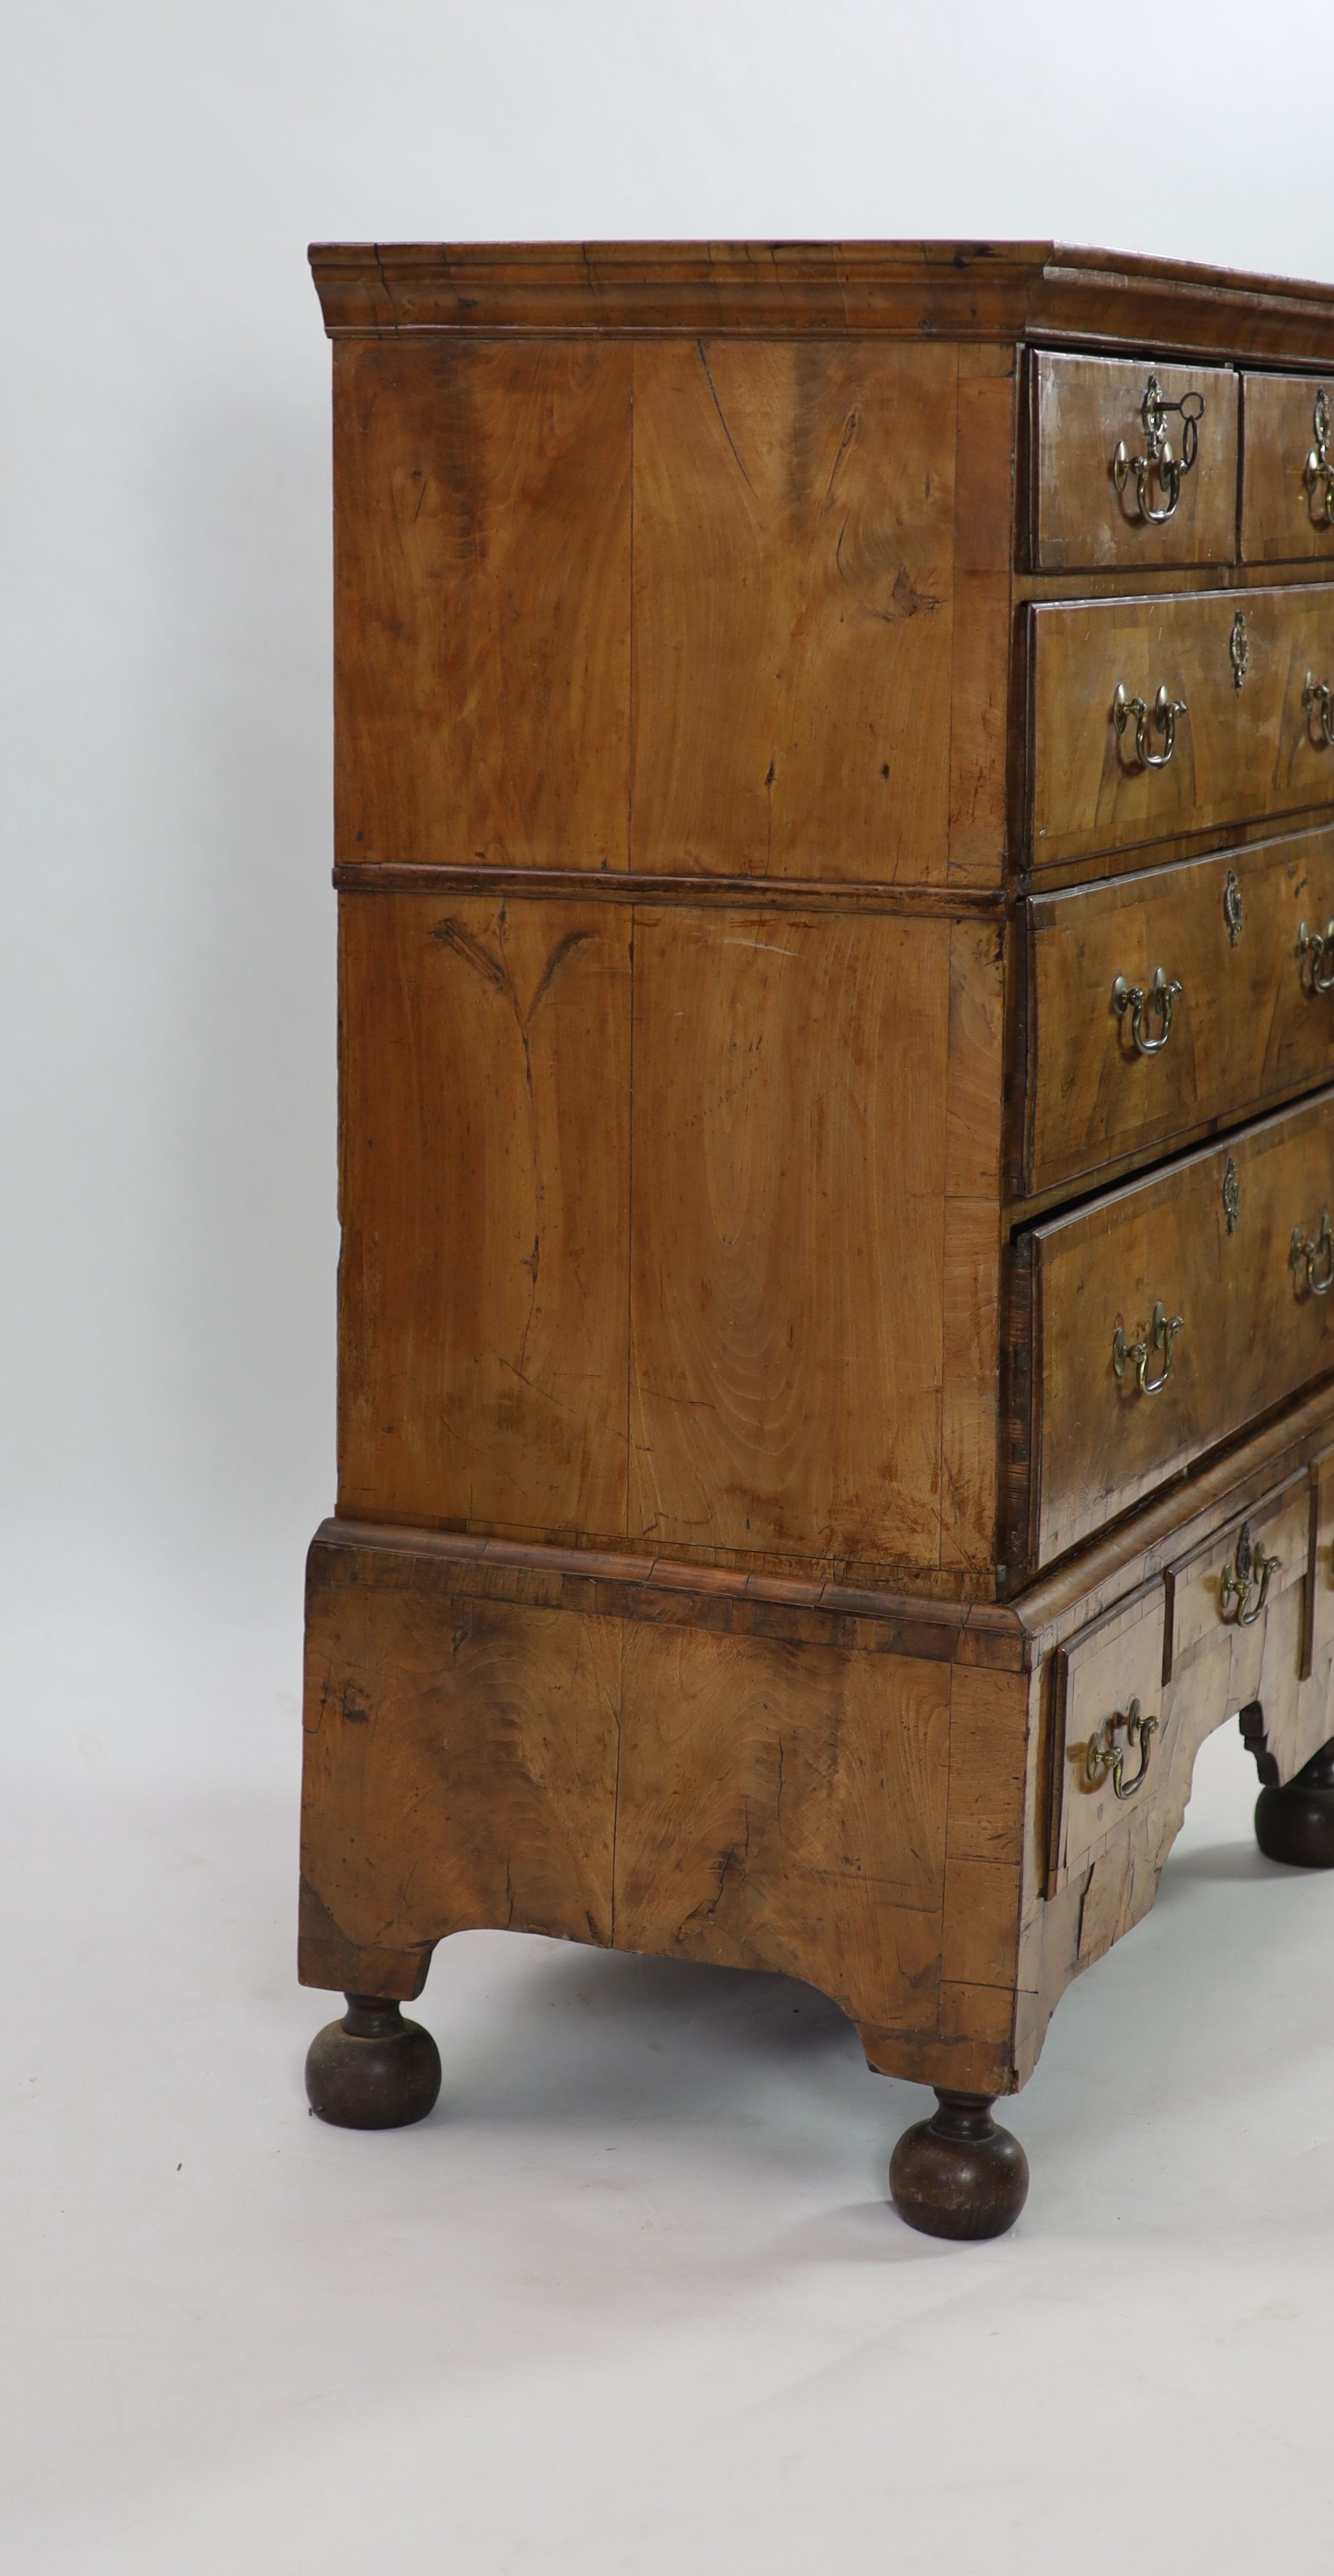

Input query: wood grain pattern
[1162,1473,1308,1685]
[940,907,1005,1568]
[310,240,1334,367]
[630,340,958,881]
[336,891,631,1536]
[1017,1623,1253,2072]
[628,907,950,1564]
[613,1621,952,2024]
[1024,826,1334,1196]
[1308,1438,1334,1673]
[301,1523,1032,2093]
[333,337,631,870]
[947,347,1016,886]
[1241,373,1334,563]
[299,1542,622,1992]
[1030,584,1334,873]
[1032,352,1239,572]
[1051,1582,1165,1885]
[1018,1087,1334,1570]
[309,238,1334,2140]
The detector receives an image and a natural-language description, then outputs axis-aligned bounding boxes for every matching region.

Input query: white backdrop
[7,16,1334,2572]
[4,0,1333,1635]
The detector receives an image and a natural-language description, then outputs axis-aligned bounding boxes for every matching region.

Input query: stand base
[1254,1738,1334,1870]
[889,2090,1029,2240]
[305,1994,442,2129]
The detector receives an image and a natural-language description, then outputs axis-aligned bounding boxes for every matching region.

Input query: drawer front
[1033,352,1238,573]
[1024,826,1334,1195]
[1241,374,1334,563]
[1020,1087,1334,1567]
[1052,1581,1167,1884]
[1308,1437,1334,1671]
[1030,586,1334,872]
[1164,1472,1309,1688]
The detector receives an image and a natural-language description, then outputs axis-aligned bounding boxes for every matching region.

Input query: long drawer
[1009,1087,1334,1570]
[1030,584,1334,871]
[1023,825,1334,1194]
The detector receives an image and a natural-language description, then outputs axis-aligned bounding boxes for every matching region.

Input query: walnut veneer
[299,242,1334,2233]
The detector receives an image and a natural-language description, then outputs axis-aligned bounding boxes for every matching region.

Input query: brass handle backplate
[1304,672,1334,746]
[1298,919,1334,994]
[1223,869,1244,945]
[1111,374,1204,523]
[1218,1521,1281,1628]
[1291,1209,1334,1296]
[1086,1697,1159,1801]
[1112,965,1182,1055]
[1113,681,1187,769]
[1113,1298,1184,1394]
[1305,388,1333,529]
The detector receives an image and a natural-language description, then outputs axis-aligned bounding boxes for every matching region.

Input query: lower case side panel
[299,1533,1031,2097]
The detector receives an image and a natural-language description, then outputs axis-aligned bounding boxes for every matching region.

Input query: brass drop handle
[1297,920,1334,994]
[1112,374,1204,523]
[1113,682,1187,770]
[1305,388,1333,529]
[1304,672,1334,746]
[1291,1209,1334,1296]
[1218,1521,1281,1628]
[1086,1697,1159,1801]
[1112,1298,1184,1394]
[1112,965,1182,1055]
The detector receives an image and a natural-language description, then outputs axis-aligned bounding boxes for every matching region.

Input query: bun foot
[1255,1738,1334,1870]
[889,2090,1029,2241]
[305,1994,442,2129]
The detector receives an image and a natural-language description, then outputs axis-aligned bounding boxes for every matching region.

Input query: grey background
[4,0,1330,1643]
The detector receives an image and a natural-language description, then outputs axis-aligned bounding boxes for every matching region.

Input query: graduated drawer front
[1030,585,1334,872]
[1023,826,1334,1195]
[1241,374,1334,562]
[1050,1581,1167,1885]
[1018,1087,1334,1568]
[1032,352,1238,573]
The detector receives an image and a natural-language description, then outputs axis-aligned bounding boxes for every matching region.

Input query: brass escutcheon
[1111,374,1204,523]
[1303,671,1334,746]
[1230,609,1249,691]
[1223,870,1243,945]
[1086,1697,1159,1801]
[1113,680,1187,769]
[1291,1209,1334,1296]
[1112,963,1182,1055]
[1298,919,1334,993]
[1112,1298,1184,1394]
[1305,388,1334,528]
[1218,1520,1281,1628]
[1223,1155,1240,1233]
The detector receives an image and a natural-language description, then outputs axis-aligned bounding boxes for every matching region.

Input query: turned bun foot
[1255,1738,1334,1870]
[305,1994,442,2129]
[889,2090,1029,2241]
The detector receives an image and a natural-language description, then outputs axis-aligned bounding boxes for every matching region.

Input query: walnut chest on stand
[299,241,1334,2236]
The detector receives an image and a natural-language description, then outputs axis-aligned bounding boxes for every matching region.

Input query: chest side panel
[333,337,633,871]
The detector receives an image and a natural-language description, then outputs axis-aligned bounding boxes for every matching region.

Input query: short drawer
[1164,1472,1310,1685]
[1023,824,1334,1195]
[1308,1437,1334,1670]
[1242,374,1334,563]
[1030,584,1334,872]
[1050,1580,1167,1885]
[1010,1087,1334,1570]
[1032,352,1238,573]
